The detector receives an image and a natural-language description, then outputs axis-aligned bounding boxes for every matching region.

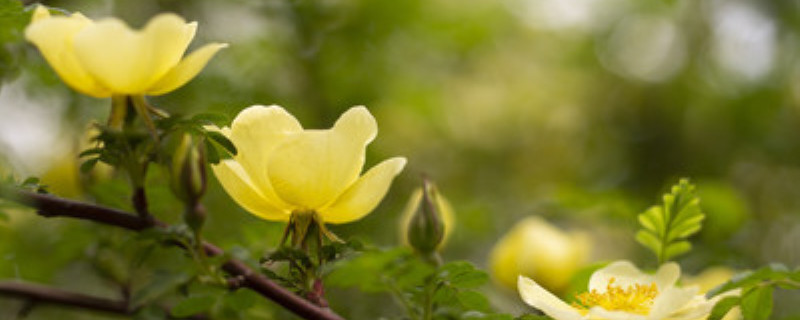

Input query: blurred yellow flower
[519,261,724,320]
[489,216,589,294]
[211,105,406,224]
[24,6,226,98]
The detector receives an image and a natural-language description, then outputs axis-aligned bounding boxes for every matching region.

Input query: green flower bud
[171,133,207,203]
[405,180,449,255]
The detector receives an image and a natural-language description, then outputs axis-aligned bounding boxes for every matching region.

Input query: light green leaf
[636,178,704,263]
[740,286,773,320]
[708,296,740,320]
[456,290,491,312]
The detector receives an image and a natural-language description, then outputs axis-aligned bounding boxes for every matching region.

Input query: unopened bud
[404,180,453,255]
[171,134,207,203]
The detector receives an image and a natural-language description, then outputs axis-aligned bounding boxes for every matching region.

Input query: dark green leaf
[204,139,221,164]
[205,130,237,156]
[80,158,100,173]
[171,295,217,317]
[191,113,229,125]
[708,296,740,320]
[131,271,191,307]
[740,286,773,320]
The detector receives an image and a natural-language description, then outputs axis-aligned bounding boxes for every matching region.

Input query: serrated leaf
[171,295,216,317]
[635,230,661,254]
[638,206,664,234]
[636,178,704,263]
[708,296,740,320]
[663,241,691,261]
[708,264,798,297]
[740,286,773,320]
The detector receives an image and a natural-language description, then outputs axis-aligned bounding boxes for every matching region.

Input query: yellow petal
[647,286,699,320]
[211,160,289,221]
[31,6,50,22]
[267,107,377,209]
[589,261,679,294]
[226,105,301,208]
[24,10,110,97]
[517,276,585,320]
[146,42,227,95]
[320,157,406,223]
[73,14,195,93]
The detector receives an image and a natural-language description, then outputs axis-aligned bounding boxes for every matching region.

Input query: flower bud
[171,134,207,203]
[402,180,454,254]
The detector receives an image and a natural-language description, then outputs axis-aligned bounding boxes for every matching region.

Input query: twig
[0,281,130,314]
[0,188,345,320]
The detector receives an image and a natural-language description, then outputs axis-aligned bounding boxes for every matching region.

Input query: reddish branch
[0,281,130,314]
[0,188,345,320]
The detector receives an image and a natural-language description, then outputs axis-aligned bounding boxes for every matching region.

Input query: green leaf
[439,261,489,289]
[171,295,217,317]
[222,289,259,310]
[708,264,799,297]
[740,286,773,320]
[708,296,740,320]
[635,178,705,263]
[80,158,100,173]
[456,290,491,312]
[191,113,230,125]
[515,315,551,320]
[205,130,237,156]
[131,270,191,307]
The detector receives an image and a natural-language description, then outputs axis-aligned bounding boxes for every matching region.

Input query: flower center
[572,277,658,315]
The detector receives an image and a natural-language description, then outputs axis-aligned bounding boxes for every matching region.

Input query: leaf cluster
[707,264,800,320]
[636,178,705,263]
[326,248,510,319]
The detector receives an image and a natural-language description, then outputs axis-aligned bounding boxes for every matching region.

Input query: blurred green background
[1,0,800,318]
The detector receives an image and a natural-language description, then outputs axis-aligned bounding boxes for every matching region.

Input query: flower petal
[589,260,644,293]
[587,307,647,320]
[211,160,289,221]
[146,42,227,95]
[645,286,698,320]
[24,9,110,97]
[589,261,680,293]
[267,107,377,209]
[319,157,406,223]
[225,105,301,209]
[518,276,585,320]
[73,14,195,93]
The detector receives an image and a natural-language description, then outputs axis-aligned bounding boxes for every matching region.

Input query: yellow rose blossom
[210,105,406,225]
[518,260,729,320]
[24,6,226,98]
[490,217,589,294]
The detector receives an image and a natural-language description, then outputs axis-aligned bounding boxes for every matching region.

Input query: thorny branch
[0,188,345,320]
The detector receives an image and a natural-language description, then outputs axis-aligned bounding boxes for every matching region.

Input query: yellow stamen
[572,277,659,315]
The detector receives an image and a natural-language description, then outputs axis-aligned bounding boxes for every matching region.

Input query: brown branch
[0,188,345,320]
[0,281,130,314]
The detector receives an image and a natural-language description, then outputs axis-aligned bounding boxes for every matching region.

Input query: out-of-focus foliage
[2,0,800,318]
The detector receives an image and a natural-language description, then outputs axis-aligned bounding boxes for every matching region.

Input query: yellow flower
[489,217,589,294]
[518,260,724,320]
[24,6,226,98]
[211,105,406,224]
